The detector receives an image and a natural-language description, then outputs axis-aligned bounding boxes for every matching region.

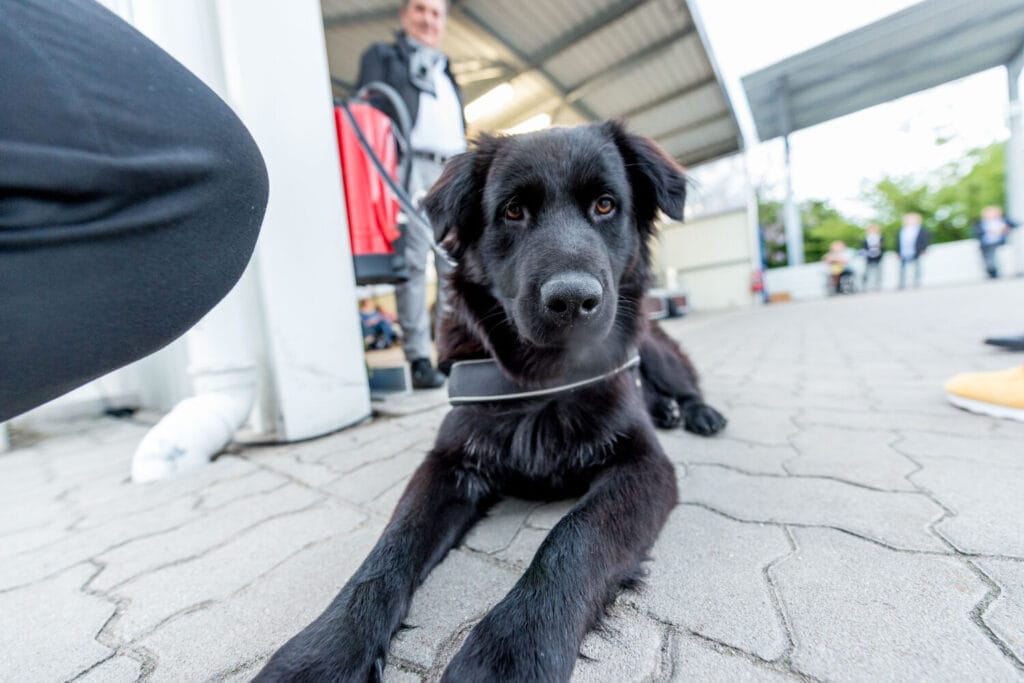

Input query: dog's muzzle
[539,272,603,327]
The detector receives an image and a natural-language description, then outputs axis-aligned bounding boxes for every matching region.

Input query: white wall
[655,208,759,310]
[764,238,1019,300]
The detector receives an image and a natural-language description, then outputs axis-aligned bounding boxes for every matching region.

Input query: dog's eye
[594,196,616,216]
[504,202,524,221]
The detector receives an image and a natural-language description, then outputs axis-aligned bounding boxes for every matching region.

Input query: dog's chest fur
[451,375,642,496]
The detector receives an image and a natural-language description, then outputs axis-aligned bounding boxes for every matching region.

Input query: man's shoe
[410,358,446,389]
[984,335,1024,351]
[944,365,1024,422]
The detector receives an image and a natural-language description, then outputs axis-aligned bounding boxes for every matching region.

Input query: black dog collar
[447,351,640,405]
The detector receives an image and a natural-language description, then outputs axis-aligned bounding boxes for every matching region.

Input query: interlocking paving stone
[628,505,791,661]
[659,431,796,475]
[108,500,365,642]
[90,482,322,591]
[571,609,665,682]
[390,550,519,670]
[978,559,1024,663]
[904,450,1024,557]
[670,632,801,681]
[0,495,200,592]
[0,564,114,682]
[706,405,797,446]
[73,655,142,682]
[5,281,1024,680]
[134,525,382,682]
[462,498,540,554]
[679,465,947,551]
[786,426,918,490]
[324,446,429,505]
[773,528,1020,681]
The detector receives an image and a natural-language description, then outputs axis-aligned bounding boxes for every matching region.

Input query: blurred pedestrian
[973,205,1016,279]
[860,223,885,290]
[897,212,929,289]
[359,299,398,350]
[822,240,854,294]
[355,0,464,389]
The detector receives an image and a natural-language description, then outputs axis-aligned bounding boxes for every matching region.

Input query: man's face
[401,0,447,49]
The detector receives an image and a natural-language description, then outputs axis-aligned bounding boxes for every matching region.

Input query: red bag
[335,103,405,282]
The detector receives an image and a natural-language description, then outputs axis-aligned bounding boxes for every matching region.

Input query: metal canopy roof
[320,0,743,167]
[742,0,1024,142]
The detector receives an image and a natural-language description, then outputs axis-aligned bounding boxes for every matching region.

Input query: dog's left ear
[422,135,499,260]
[603,120,686,224]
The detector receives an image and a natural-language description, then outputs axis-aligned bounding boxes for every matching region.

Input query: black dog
[256,121,726,682]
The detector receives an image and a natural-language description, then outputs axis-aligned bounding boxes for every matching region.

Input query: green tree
[861,141,1005,248]
[757,198,862,267]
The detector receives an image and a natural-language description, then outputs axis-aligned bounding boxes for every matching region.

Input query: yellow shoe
[944,365,1024,422]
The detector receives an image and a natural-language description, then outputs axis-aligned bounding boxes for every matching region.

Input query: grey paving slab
[679,464,947,551]
[628,505,791,661]
[73,655,142,683]
[978,559,1024,663]
[773,527,1019,681]
[133,525,382,682]
[659,430,797,475]
[787,426,918,491]
[571,608,666,682]
[462,498,541,555]
[4,281,1024,681]
[107,499,364,642]
[0,564,114,682]
[390,549,519,671]
[904,450,1024,557]
[670,633,801,682]
[90,482,322,592]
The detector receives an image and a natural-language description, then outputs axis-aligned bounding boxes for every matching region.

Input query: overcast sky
[693,0,1012,219]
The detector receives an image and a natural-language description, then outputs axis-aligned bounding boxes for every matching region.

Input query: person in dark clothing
[897,212,930,289]
[355,0,464,389]
[0,0,268,423]
[973,205,1016,279]
[860,223,885,290]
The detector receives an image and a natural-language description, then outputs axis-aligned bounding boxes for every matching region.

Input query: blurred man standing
[973,205,1016,279]
[355,0,464,389]
[897,212,929,289]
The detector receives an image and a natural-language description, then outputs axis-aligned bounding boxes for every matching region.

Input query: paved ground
[2,279,1024,682]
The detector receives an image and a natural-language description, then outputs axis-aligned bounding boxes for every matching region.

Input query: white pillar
[126,0,370,444]
[776,80,803,266]
[215,0,371,440]
[1006,54,1024,276]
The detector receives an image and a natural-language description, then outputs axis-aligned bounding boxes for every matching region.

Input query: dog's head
[424,121,685,364]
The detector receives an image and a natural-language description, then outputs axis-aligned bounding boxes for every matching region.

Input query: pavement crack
[686,462,924,495]
[78,560,158,681]
[764,526,799,669]
[891,442,1024,671]
[101,497,329,592]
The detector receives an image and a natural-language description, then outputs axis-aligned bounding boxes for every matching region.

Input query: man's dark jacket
[355,32,463,138]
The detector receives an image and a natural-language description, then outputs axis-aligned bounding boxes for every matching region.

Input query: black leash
[337,95,455,267]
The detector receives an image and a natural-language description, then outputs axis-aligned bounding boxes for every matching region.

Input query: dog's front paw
[254,630,386,683]
[681,401,727,436]
[441,610,572,683]
[649,396,681,429]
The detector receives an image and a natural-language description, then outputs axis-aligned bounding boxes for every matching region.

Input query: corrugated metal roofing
[743,0,1024,141]
[321,0,742,167]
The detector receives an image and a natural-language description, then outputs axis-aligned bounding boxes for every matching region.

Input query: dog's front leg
[255,448,490,683]
[441,428,677,683]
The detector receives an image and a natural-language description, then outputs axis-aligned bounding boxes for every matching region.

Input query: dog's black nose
[540,273,603,323]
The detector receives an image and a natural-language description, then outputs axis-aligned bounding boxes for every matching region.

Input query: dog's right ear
[422,135,499,260]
